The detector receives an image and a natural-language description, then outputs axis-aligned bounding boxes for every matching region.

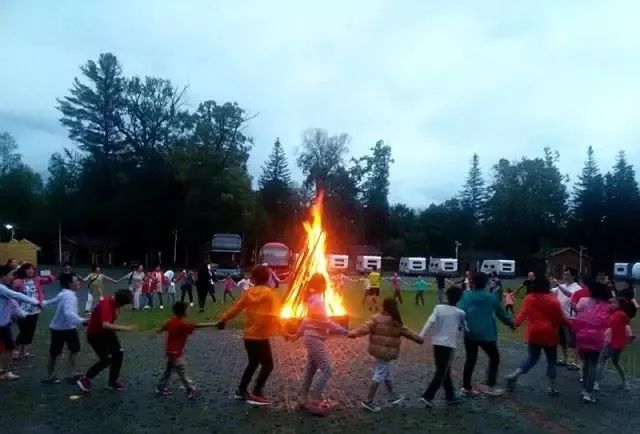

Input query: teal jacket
[457,289,513,342]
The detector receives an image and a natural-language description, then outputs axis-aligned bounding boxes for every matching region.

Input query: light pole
[4,224,14,240]
[173,229,178,263]
[455,241,462,261]
[579,245,587,275]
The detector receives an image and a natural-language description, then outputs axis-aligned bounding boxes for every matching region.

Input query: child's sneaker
[159,305,164,310]
[557,359,568,367]
[76,376,92,392]
[505,374,518,391]
[234,390,249,400]
[419,397,434,409]
[593,382,600,391]
[155,386,171,396]
[0,371,20,381]
[246,393,270,406]
[189,302,194,307]
[582,393,596,404]
[482,387,505,397]
[568,362,581,371]
[361,400,382,413]
[107,379,126,391]
[390,395,405,406]
[186,386,196,399]
[41,375,62,384]
[306,400,328,417]
[547,386,560,396]
[460,387,480,397]
[623,381,631,391]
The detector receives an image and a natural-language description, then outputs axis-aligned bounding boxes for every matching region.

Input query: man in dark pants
[458,272,514,396]
[196,262,216,312]
[77,289,135,392]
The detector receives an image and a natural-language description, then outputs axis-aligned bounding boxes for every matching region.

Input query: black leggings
[16,313,39,345]
[197,285,216,309]
[239,339,273,395]
[423,345,455,400]
[181,285,193,303]
[463,338,500,389]
[146,292,164,307]
[505,305,514,315]
[394,290,403,305]
[85,332,123,386]
[415,291,425,306]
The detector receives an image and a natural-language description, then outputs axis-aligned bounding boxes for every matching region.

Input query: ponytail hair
[382,297,403,326]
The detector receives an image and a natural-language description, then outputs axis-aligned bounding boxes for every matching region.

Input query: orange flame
[280,192,347,319]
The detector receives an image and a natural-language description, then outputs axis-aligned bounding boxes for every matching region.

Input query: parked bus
[258,242,292,280]
[210,233,242,280]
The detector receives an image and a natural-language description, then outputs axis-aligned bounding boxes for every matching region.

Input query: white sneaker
[582,393,596,403]
[593,383,600,391]
[0,372,20,381]
[160,305,164,310]
[482,387,505,397]
[189,303,194,307]
[623,381,631,391]
[460,387,480,397]
[390,395,405,406]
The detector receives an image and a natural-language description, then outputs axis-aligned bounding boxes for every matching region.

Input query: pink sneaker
[77,376,92,393]
[107,379,126,391]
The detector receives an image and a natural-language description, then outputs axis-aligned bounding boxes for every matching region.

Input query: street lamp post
[4,224,14,240]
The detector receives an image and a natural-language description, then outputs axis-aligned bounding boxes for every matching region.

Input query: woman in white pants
[120,264,145,311]
[82,265,117,313]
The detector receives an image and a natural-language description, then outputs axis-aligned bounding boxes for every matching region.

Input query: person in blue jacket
[458,272,514,397]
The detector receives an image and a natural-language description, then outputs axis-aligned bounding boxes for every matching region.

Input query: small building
[528,247,593,278]
[53,236,116,266]
[0,239,41,266]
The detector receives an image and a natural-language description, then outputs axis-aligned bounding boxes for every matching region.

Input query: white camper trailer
[356,255,382,273]
[614,263,632,280]
[429,258,458,276]
[481,259,516,277]
[328,254,349,270]
[399,257,427,275]
[633,263,640,280]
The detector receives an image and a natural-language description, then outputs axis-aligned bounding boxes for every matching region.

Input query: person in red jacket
[595,297,632,391]
[506,277,571,395]
[12,263,56,359]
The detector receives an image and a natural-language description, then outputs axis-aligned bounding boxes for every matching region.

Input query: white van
[328,254,349,270]
[614,263,632,279]
[356,255,382,273]
[399,257,427,275]
[481,260,516,277]
[429,258,458,276]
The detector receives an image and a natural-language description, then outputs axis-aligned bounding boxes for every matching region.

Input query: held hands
[123,324,138,332]
[216,321,226,330]
[347,331,357,339]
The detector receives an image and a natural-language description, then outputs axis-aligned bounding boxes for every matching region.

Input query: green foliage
[459,153,487,222]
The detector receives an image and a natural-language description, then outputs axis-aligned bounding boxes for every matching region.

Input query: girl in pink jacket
[12,263,55,359]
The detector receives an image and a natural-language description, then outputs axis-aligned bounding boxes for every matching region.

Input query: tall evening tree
[460,153,487,222]
[359,140,394,245]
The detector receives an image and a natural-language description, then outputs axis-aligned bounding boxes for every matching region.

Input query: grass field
[44,267,640,377]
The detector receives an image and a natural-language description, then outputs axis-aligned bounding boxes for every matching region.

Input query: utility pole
[579,245,587,275]
[455,241,462,261]
[173,229,178,264]
[58,222,62,264]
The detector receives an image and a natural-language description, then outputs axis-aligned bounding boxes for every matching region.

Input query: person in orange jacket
[217,264,280,406]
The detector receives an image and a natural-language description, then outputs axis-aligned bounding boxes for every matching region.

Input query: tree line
[0,52,638,272]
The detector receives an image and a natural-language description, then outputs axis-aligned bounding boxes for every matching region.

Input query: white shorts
[372,360,391,383]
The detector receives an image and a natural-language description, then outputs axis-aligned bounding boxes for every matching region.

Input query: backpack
[573,301,610,352]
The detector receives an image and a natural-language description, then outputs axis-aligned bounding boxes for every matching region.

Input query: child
[419,286,466,407]
[458,272,514,396]
[237,273,253,293]
[349,297,424,412]
[506,277,570,395]
[388,273,407,305]
[218,265,281,406]
[414,276,429,306]
[155,301,216,398]
[0,265,41,380]
[150,265,165,310]
[595,297,632,392]
[76,289,136,393]
[222,275,236,303]
[42,275,88,383]
[361,276,371,307]
[573,281,612,403]
[503,289,515,315]
[291,273,348,416]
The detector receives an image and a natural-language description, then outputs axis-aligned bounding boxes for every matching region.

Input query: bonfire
[280,192,347,329]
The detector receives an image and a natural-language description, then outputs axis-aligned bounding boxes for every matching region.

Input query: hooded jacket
[351,313,422,361]
[220,285,281,340]
[458,288,513,342]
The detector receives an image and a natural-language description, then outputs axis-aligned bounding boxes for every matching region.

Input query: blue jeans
[519,344,557,379]
[581,351,600,393]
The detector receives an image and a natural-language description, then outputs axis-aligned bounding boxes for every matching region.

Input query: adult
[196,261,216,313]
[0,265,41,380]
[387,272,407,305]
[456,271,471,291]
[489,272,503,300]
[58,262,76,292]
[435,265,453,304]
[13,263,56,359]
[178,268,195,307]
[82,264,117,313]
[458,272,514,396]
[5,258,18,271]
[618,279,638,316]
[515,272,536,296]
[218,265,281,405]
[76,289,136,393]
[148,265,166,310]
[506,277,570,395]
[120,264,145,311]
[551,267,582,370]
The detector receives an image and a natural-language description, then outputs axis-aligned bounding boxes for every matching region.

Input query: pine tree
[259,138,291,188]
[572,146,605,223]
[460,153,487,222]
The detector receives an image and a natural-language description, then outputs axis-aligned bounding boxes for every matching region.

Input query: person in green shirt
[414,276,430,306]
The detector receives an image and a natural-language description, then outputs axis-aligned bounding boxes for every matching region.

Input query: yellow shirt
[368,272,381,288]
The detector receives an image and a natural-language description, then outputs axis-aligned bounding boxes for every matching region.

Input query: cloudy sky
[1,0,639,206]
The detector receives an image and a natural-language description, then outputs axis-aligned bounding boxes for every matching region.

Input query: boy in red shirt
[77,289,136,393]
[155,301,216,398]
[595,298,632,391]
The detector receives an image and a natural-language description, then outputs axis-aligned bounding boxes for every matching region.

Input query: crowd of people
[0,258,636,417]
